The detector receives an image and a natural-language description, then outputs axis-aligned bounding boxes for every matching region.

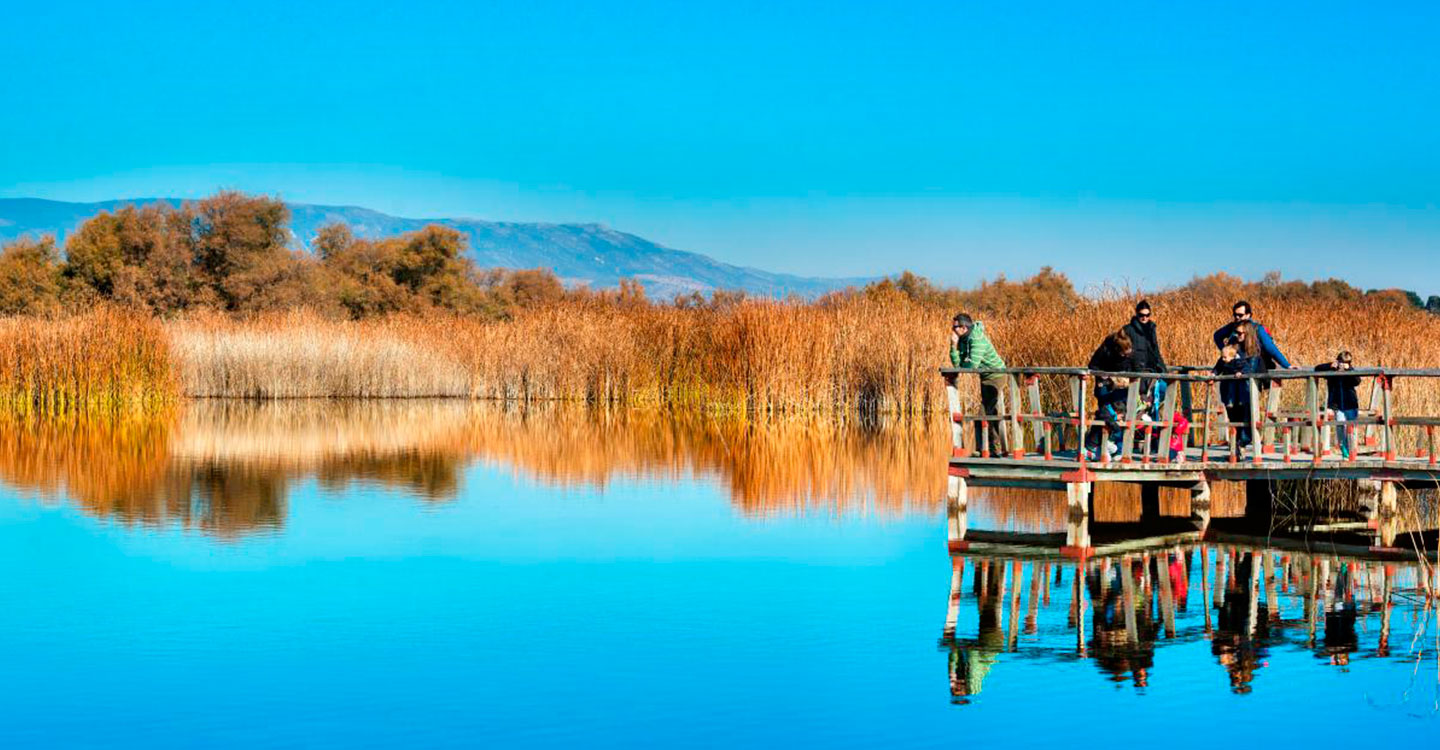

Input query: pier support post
[1370,480,1399,549]
[1065,481,1092,517]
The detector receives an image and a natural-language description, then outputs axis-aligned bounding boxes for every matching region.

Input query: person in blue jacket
[1212,300,1294,371]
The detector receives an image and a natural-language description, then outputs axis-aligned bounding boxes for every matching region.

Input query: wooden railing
[939,366,1440,468]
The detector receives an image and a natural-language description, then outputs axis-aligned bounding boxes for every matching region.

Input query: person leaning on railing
[950,312,1008,454]
[1085,329,1137,460]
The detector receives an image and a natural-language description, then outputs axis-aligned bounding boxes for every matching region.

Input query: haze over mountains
[0,198,868,299]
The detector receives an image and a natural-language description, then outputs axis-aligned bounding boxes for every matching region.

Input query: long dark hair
[1233,320,1261,358]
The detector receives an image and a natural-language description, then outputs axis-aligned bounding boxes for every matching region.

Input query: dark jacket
[1088,341,1133,409]
[1122,317,1166,374]
[1088,341,1132,374]
[1213,321,1291,369]
[1214,353,1264,406]
[1315,362,1361,412]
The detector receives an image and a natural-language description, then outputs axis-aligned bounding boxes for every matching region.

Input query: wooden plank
[1120,379,1141,464]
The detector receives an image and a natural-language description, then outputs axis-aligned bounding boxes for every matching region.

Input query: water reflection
[941,534,1436,704]
[0,402,957,536]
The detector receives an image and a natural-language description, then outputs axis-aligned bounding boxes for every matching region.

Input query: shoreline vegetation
[3,190,1440,414]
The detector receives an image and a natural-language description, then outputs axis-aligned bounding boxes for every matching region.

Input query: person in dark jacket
[1213,321,1265,450]
[1315,351,1362,457]
[1122,300,1167,418]
[1085,330,1136,459]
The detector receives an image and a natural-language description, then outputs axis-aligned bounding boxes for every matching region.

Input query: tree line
[0,191,623,318]
[1,189,1435,318]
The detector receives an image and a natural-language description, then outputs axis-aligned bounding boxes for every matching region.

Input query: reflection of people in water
[947,561,1006,702]
[1211,552,1271,693]
[1087,559,1159,688]
[1320,562,1358,668]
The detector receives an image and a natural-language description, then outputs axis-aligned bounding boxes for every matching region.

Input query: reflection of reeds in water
[460,406,952,516]
[0,403,969,533]
[14,402,1296,533]
[0,410,284,537]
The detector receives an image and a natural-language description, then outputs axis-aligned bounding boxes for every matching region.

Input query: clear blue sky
[3,0,1438,291]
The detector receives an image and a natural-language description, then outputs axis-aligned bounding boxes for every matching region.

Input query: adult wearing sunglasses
[1212,300,1294,371]
[1122,300,1168,417]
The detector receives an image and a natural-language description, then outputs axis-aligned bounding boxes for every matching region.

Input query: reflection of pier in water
[941,501,1438,702]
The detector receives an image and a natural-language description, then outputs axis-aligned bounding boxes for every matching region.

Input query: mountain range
[0,198,869,299]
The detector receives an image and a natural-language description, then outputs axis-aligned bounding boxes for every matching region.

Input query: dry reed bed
[1,290,1439,418]
[0,309,173,412]
[165,293,1440,418]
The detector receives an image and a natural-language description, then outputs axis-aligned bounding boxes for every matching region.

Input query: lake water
[0,402,1435,747]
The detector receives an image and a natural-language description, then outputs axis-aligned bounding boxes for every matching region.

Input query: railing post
[1120,378,1142,464]
[945,374,967,458]
[1364,376,1383,449]
[1307,375,1323,465]
[1007,373,1025,459]
[1200,377,1216,463]
[1380,373,1395,462]
[1247,376,1262,464]
[1074,374,1090,467]
[1262,382,1282,455]
[1025,374,1048,459]
[1157,377,1180,463]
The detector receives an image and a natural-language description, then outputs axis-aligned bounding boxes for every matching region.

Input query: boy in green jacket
[950,313,1008,454]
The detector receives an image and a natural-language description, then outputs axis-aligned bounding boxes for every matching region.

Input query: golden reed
[0,308,173,413]
[2,285,1439,416]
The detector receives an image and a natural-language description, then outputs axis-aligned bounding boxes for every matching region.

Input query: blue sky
[3,1,1438,290]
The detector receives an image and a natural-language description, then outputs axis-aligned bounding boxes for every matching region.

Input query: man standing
[1123,300,1167,416]
[950,313,1008,455]
[1212,300,1293,370]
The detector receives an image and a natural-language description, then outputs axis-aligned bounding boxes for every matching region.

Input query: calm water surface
[0,402,1435,747]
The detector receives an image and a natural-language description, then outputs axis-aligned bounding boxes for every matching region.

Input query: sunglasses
[1232,312,1248,320]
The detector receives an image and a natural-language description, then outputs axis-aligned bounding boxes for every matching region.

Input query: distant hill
[0,198,869,299]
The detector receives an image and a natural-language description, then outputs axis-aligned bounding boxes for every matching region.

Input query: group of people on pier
[948,300,1362,460]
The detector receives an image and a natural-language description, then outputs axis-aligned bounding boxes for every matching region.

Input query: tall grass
[0,308,174,413]
[162,290,1440,417]
[3,285,1440,416]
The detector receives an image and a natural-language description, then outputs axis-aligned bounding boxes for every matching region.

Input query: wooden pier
[941,366,1440,555]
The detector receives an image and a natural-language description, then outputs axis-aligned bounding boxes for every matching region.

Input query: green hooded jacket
[950,321,1006,371]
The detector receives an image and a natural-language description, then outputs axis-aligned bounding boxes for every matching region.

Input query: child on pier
[1314,351,1361,458]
